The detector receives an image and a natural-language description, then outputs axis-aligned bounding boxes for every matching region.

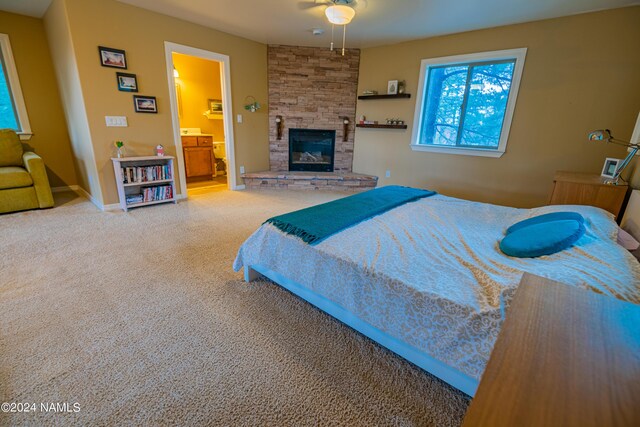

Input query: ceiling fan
[298,0,366,55]
[298,0,366,11]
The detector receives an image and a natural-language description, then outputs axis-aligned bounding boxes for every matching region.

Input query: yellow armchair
[0,129,54,214]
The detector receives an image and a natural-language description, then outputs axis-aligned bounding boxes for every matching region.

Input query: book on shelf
[126,185,173,206]
[143,185,173,203]
[121,165,172,184]
[125,194,143,205]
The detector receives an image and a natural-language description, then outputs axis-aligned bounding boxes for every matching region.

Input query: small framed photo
[133,95,157,114]
[387,80,398,95]
[208,99,223,113]
[116,72,138,92]
[601,157,621,178]
[98,46,127,69]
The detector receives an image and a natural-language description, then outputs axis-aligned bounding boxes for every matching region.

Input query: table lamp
[589,114,640,185]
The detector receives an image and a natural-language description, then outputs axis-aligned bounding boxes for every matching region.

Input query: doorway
[164,42,238,198]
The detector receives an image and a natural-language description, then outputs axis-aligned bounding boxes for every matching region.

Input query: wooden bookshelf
[112,156,177,212]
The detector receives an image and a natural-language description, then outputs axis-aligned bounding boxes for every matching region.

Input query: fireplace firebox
[288,129,335,172]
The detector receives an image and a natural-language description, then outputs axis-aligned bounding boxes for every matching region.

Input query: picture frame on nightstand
[601,158,621,179]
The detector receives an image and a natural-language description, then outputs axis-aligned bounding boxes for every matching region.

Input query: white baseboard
[69,186,105,211]
[58,185,184,212]
[233,185,246,190]
[51,185,80,193]
[102,203,121,211]
[58,186,187,212]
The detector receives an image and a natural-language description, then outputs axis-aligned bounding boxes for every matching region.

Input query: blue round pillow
[500,220,586,258]
[506,212,584,235]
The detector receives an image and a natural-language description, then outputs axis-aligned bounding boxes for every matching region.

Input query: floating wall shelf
[357,94,411,100]
[356,124,408,129]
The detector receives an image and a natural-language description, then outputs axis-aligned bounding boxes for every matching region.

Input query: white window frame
[410,48,527,158]
[0,33,32,140]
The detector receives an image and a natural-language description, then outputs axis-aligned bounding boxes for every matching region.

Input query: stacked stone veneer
[242,171,377,192]
[268,45,360,172]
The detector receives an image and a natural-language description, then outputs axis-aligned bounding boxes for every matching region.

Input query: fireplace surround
[242,45,377,192]
[289,129,335,172]
[268,45,360,173]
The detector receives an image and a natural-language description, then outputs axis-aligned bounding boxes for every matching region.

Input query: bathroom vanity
[182,134,216,181]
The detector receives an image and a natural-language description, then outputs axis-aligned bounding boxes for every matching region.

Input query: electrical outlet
[237,114,243,124]
[240,166,245,174]
[385,170,391,178]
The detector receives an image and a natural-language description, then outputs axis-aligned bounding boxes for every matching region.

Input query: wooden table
[463,273,640,427]
[549,171,628,218]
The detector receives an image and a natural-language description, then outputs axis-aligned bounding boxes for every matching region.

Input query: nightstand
[462,274,640,427]
[549,171,629,218]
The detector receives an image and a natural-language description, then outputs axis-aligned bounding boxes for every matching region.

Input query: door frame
[164,41,239,197]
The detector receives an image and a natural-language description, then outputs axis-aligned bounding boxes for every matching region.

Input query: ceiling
[0,0,52,17]
[1,0,638,48]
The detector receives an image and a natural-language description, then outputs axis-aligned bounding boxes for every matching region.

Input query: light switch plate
[105,116,128,127]
[236,114,243,124]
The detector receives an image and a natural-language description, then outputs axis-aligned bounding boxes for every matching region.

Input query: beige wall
[44,0,101,202]
[46,0,269,206]
[0,10,77,188]
[354,7,640,208]
[173,53,224,140]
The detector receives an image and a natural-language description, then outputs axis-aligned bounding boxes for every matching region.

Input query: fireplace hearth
[289,129,335,172]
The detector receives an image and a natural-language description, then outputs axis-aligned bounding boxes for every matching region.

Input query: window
[0,33,31,140]
[411,48,526,158]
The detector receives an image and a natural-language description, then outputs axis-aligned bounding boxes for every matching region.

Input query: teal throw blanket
[265,185,436,245]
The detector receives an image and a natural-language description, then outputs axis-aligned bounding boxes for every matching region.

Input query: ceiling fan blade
[297,1,329,10]
[351,0,368,11]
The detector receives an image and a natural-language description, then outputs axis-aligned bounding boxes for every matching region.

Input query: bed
[233,191,640,396]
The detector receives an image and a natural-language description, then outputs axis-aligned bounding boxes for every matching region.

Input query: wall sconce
[276,115,284,140]
[341,116,350,142]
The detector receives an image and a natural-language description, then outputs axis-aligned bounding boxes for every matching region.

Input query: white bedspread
[234,195,640,380]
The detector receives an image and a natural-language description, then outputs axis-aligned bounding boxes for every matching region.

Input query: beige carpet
[0,189,470,426]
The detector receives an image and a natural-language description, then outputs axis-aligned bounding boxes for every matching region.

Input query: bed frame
[244,264,479,397]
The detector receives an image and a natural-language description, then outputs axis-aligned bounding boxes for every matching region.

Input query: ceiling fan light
[325,5,355,25]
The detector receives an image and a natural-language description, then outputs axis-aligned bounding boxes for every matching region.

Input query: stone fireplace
[267,45,360,172]
[289,129,335,172]
[241,45,378,192]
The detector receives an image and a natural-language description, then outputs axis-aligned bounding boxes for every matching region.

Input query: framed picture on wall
[208,99,223,113]
[98,46,127,69]
[601,157,621,179]
[387,80,398,95]
[116,72,138,92]
[133,95,157,114]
